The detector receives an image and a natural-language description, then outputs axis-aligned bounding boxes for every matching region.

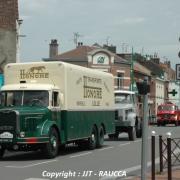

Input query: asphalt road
[0,125,180,180]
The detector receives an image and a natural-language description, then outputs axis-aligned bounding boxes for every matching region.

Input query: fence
[151,133,180,180]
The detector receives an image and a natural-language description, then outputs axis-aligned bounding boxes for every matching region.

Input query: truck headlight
[20,132,25,138]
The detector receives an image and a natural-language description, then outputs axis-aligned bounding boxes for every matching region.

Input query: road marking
[118,143,130,147]
[5,159,58,168]
[70,152,92,158]
[125,147,180,173]
[24,178,49,180]
[98,146,114,151]
[124,157,160,173]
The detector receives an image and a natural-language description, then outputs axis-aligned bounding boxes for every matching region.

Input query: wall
[0,29,16,70]
[0,0,18,71]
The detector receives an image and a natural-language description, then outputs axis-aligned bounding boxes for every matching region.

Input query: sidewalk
[128,168,180,180]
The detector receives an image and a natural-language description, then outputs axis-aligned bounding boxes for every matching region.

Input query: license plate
[0,132,13,139]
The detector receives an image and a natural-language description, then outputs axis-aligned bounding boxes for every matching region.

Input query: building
[44,40,131,90]
[0,0,19,71]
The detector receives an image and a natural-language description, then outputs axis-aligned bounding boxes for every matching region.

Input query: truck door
[51,91,61,125]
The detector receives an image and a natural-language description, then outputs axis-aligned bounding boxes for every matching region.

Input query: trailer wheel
[0,148,5,159]
[108,134,115,139]
[44,127,59,158]
[97,126,104,148]
[128,127,136,141]
[87,126,98,150]
[108,132,119,139]
[175,121,179,126]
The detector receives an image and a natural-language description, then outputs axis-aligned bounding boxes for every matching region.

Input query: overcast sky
[19,0,180,68]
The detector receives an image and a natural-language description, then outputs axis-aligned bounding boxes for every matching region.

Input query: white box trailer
[0,62,115,158]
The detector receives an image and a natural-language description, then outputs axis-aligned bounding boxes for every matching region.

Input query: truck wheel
[44,128,59,158]
[157,122,161,126]
[87,126,98,150]
[128,127,136,141]
[175,121,179,126]
[108,134,115,139]
[97,126,104,148]
[0,148,5,159]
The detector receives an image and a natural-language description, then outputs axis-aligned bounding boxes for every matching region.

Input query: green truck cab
[0,62,115,158]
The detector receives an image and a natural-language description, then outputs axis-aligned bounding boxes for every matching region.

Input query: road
[0,125,180,180]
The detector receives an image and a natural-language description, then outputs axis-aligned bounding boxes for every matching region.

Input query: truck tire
[175,121,179,126]
[0,148,5,159]
[108,134,115,139]
[128,127,136,141]
[108,132,119,139]
[87,126,98,150]
[44,127,59,158]
[97,126,104,148]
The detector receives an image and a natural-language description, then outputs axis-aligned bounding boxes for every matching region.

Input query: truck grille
[0,110,17,140]
[22,118,37,131]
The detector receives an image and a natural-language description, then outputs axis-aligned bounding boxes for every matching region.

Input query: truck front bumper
[0,137,49,151]
[157,119,177,125]
[115,120,131,127]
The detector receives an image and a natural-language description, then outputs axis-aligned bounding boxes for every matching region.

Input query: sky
[19,0,180,68]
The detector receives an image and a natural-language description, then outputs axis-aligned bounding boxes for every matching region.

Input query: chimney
[77,42,83,47]
[49,39,58,58]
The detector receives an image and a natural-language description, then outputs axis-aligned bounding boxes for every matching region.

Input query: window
[117,72,124,89]
[52,92,59,107]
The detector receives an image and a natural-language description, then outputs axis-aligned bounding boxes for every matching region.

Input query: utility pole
[130,47,134,91]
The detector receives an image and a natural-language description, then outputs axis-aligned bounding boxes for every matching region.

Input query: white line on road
[118,143,130,147]
[24,178,49,180]
[98,146,114,151]
[5,159,58,168]
[70,152,92,158]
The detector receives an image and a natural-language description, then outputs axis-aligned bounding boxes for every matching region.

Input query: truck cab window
[52,92,59,107]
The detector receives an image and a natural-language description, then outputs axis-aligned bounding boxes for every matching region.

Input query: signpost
[137,77,150,180]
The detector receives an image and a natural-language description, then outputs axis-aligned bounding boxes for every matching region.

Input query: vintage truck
[0,62,115,158]
[157,102,180,126]
[109,90,142,141]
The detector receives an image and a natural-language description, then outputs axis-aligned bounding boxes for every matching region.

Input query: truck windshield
[0,90,49,107]
[158,105,177,111]
[115,93,131,104]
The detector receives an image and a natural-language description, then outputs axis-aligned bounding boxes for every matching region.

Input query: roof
[46,45,129,65]
[54,46,96,62]
[134,62,151,76]
[137,59,164,78]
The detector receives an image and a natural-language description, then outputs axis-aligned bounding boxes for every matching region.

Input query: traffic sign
[168,89,178,96]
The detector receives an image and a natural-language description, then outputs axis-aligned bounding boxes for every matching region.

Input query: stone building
[0,0,19,72]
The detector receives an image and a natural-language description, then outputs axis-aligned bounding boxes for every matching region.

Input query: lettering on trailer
[83,76,102,99]
[20,66,49,79]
